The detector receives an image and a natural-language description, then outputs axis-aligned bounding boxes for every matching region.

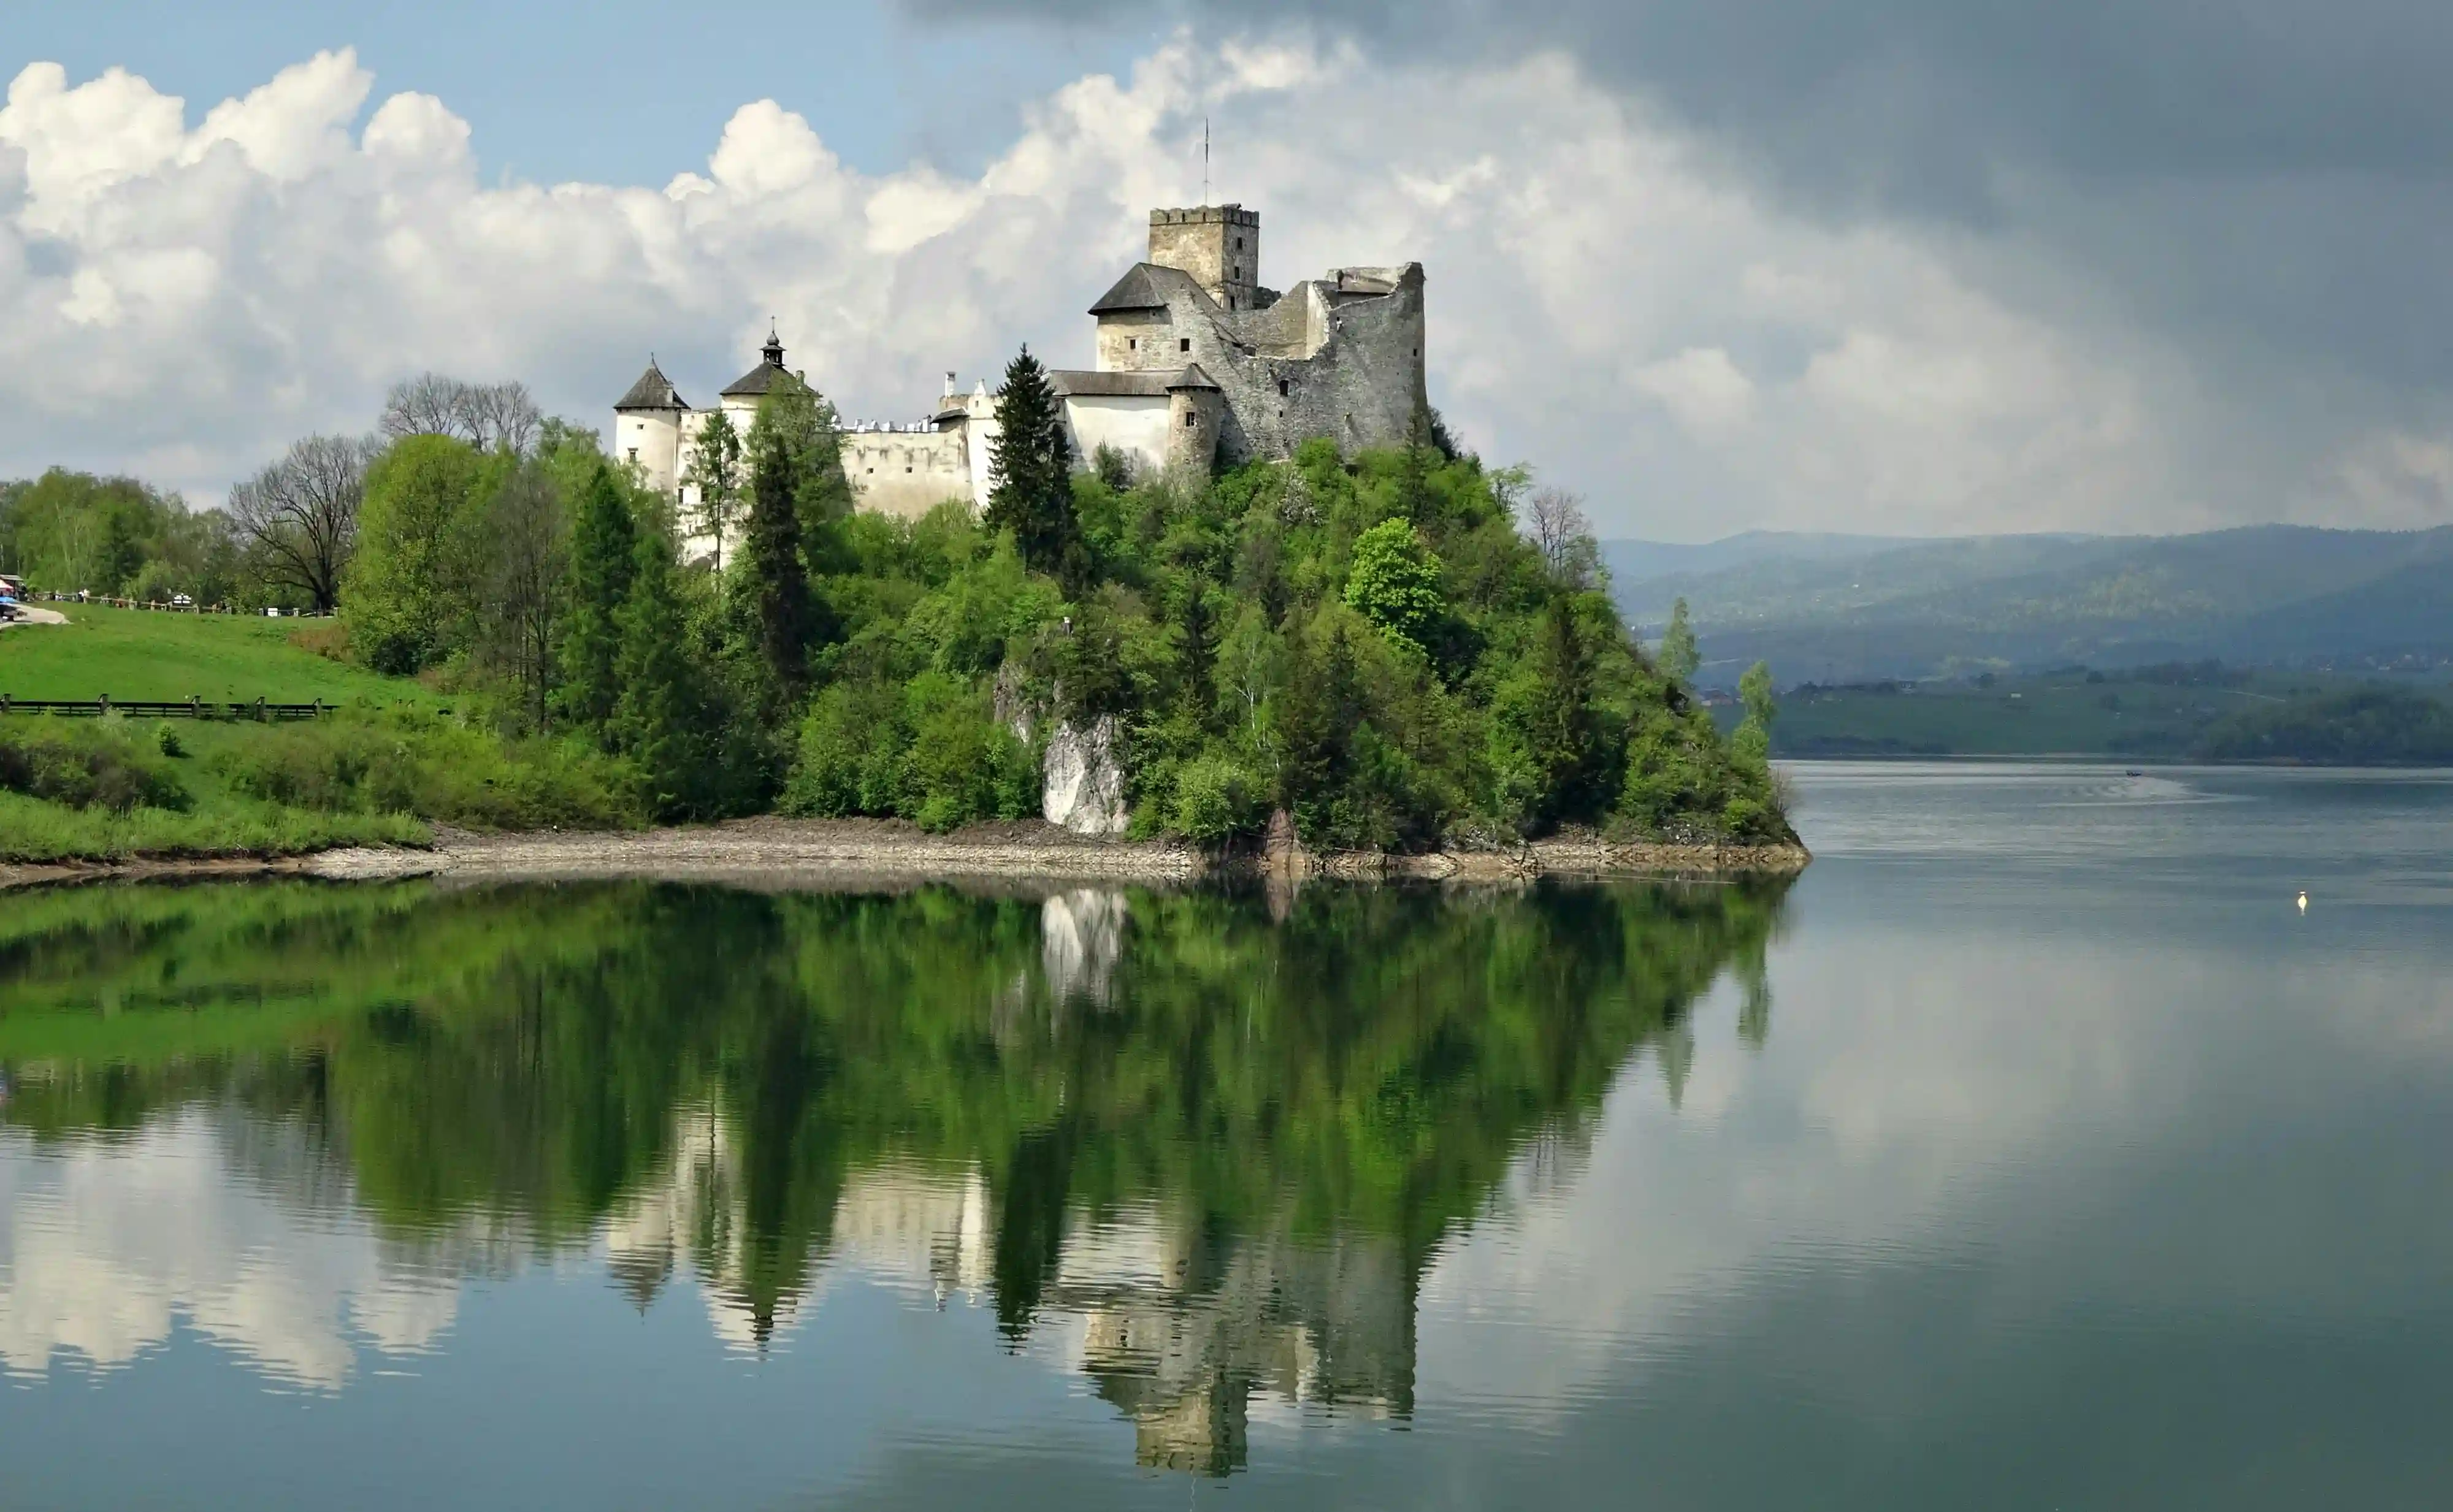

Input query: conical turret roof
[614,360,688,411]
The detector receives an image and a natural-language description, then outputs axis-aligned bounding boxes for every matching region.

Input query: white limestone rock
[1043,717,1129,838]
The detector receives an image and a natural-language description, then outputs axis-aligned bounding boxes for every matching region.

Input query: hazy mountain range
[1603,527,2453,686]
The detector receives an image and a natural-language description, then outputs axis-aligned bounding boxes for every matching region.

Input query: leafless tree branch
[228,434,377,613]
[380,373,544,456]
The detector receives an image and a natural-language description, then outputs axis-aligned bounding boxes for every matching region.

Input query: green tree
[743,392,821,700]
[1658,597,1700,684]
[1732,660,1777,765]
[473,459,570,733]
[1343,518,1445,659]
[343,435,483,674]
[985,345,1078,579]
[97,506,147,594]
[614,516,704,818]
[559,464,637,735]
[1526,595,1610,828]
[683,408,744,576]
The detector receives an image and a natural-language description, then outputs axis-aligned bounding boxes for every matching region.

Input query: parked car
[170,594,194,608]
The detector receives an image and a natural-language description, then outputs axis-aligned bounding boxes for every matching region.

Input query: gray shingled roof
[719,360,806,400]
[1088,262,1173,316]
[1050,369,1173,398]
[1167,363,1220,392]
[614,361,687,411]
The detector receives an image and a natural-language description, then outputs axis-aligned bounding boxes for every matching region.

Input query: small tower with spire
[612,356,689,494]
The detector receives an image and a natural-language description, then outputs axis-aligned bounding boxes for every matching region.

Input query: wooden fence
[4,590,331,617]
[0,697,331,720]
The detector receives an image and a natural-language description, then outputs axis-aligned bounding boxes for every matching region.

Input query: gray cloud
[909,0,2453,496]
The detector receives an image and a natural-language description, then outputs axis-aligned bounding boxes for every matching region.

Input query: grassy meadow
[0,603,445,707]
[1,609,644,863]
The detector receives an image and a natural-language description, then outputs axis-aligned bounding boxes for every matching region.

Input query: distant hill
[1604,525,2453,685]
[1598,532,1921,587]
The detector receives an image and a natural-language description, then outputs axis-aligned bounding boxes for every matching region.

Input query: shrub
[1169,753,1266,843]
[212,711,645,830]
[781,673,1037,832]
[0,722,189,812]
[783,681,905,818]
[155,722,185,758]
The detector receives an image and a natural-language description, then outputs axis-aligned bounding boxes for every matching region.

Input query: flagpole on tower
[1203,116,1211,205]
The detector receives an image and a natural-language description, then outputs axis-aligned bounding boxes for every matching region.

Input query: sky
[4,0,2451,541]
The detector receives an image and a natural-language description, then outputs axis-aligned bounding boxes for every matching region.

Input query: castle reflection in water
[602,1112,1414,1475]
[0,876,1783,1475]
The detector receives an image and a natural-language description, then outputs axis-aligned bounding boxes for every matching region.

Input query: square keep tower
[1147,205,1261,311]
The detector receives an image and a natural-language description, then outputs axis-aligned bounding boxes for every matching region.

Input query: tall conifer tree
[558,463,635,737]
[743,392,817,700]
[985,345,1077,578]
[614,517,702,817]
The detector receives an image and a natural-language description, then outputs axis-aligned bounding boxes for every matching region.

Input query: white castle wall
[1064,394,1171,478]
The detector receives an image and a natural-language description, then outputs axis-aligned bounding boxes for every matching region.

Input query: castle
[613,205,1426,557]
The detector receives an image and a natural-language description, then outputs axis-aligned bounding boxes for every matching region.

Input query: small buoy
[2297,890,2308,913]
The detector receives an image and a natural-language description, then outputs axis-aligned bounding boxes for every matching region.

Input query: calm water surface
[3,762,2449,1509]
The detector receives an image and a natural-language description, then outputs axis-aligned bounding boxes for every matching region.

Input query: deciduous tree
[227,437,375,613]
[381,373,545,455]
[683,408,744,575]
[343,435,484,674]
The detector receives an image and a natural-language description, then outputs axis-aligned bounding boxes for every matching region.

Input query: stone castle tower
[1144,204,1262,310]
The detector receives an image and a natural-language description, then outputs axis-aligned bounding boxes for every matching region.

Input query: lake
[3,763,2449,1509]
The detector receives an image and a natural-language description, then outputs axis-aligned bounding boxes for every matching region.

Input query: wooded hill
[6,361,1792,855]
[1608,526,2453,686]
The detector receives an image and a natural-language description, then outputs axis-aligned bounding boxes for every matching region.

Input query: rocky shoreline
[1,814,1809,892]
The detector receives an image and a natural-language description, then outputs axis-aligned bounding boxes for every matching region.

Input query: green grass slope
[1,605,441,706]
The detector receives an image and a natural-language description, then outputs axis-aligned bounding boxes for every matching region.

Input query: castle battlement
[1150,204,1259,228]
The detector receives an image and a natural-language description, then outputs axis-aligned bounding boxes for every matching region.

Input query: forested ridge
[4,355,1791,852]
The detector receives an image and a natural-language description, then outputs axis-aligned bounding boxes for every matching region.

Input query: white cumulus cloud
[0,38,2422,537]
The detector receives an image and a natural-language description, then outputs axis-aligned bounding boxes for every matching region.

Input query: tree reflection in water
[0,874,1786,1473]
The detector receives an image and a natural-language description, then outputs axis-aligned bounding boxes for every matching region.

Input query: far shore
[0,815,1810,892]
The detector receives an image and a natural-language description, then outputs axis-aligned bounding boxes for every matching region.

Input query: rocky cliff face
[1042,717,1130,838]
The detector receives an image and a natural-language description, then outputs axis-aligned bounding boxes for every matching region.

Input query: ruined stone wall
[1133,262,1427,467]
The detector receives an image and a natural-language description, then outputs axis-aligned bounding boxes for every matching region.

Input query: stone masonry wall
[1133,263,1427,467]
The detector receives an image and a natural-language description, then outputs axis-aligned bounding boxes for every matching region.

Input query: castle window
[1128,338,1138,351]
[1234,237,1243,250]
[1185,412,1198,428]
[1278,379,1289,397]
[626,447,637,462]
[1179,338,1191,353]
